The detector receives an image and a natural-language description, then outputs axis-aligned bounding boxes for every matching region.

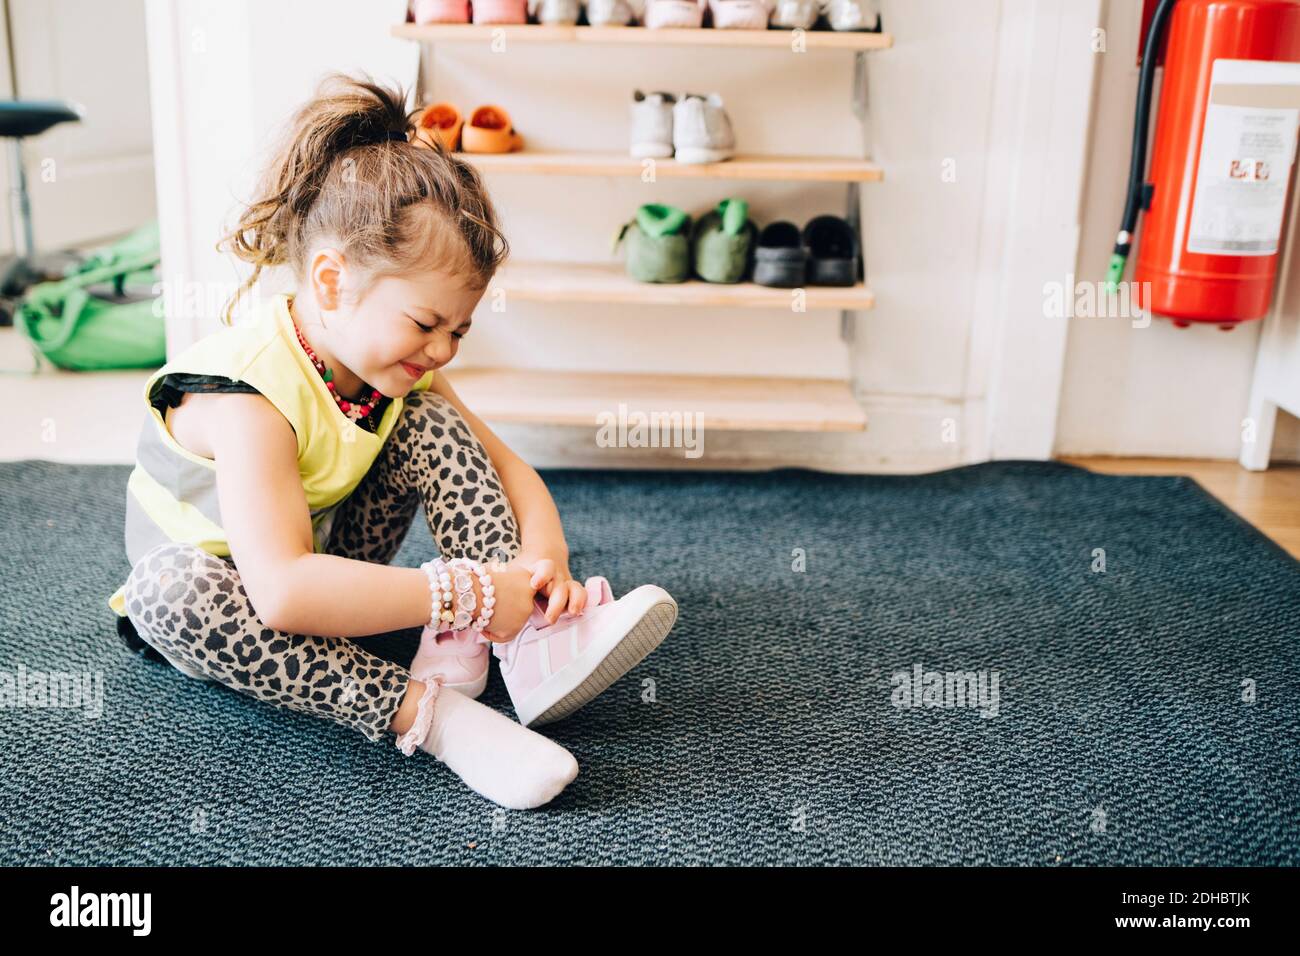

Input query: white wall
[1056,0,1300,461]
[5,0,156,251]
[143,0,1298,470]
[150,0,1045,472]
[424,0,1104,469]
[143,0,418,349]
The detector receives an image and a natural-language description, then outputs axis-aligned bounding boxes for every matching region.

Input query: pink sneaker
[410,625,490,698]
[493,576,678,727]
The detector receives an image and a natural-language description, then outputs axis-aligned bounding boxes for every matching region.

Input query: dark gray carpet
[1,459,1297,865]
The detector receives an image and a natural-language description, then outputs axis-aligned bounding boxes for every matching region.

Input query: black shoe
[802,215,859,286]
[752,221,808,288]
[116,613,167,664]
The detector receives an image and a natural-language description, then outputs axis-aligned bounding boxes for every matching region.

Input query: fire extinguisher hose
[1108,0,1180,292]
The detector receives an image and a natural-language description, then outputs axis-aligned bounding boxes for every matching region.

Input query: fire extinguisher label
[1187,60,1300,257]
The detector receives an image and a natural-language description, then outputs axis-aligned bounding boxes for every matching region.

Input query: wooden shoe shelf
[460,150,883,183]
[441,367,871,432]
[395,20,890,434]
[393,22,892,51]
[491,260,875,311]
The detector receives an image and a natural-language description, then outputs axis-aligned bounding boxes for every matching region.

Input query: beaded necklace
[291,316,385,425]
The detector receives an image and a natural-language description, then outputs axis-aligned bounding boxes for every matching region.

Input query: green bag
[14,222,165,372]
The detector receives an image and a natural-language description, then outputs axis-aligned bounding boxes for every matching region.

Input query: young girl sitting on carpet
[107,73,678,810]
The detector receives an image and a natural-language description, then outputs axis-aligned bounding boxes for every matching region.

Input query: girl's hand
[476,559,542,643]
[516,552,588,626]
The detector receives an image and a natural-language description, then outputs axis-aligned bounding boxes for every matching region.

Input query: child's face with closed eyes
[299,248,485,400]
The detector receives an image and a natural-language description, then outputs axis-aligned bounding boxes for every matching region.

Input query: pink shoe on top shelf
[411,0,471,24]
[493,576,678,727]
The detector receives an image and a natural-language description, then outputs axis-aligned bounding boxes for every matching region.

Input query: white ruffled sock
[396,682,578,810]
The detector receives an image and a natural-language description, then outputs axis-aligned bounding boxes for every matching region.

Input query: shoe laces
[495,578,610,673]
[494,600,556,673]
[429,625,490,657]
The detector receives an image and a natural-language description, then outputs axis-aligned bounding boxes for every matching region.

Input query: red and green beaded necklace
[291,317,384,424]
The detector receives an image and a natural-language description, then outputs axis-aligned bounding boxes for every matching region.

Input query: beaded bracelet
[449,560,477,631]
[450,557,496,632]
[419,558,456,630]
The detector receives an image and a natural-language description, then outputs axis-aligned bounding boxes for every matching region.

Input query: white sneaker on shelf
[672,92,736,165]
[643,0,706,29]
[630,90,677,159]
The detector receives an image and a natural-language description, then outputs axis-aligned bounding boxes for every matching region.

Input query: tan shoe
[413,102,463,152]
[461,105,524,154]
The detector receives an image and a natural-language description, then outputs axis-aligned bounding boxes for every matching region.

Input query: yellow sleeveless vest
[107,292,435,617]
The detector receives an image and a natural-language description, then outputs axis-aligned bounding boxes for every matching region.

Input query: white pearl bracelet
[419,558,455,630]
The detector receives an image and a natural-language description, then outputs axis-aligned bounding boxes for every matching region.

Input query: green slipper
[614,204,692,283]
[691,198,756,284]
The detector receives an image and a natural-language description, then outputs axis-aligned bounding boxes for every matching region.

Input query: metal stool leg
[1,137,35,298]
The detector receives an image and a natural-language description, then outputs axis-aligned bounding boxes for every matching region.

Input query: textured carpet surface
[0,459,1296,866]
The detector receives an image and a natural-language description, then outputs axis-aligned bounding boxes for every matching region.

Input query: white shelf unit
[396,20,890,432]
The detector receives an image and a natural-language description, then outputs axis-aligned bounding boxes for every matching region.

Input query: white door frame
[142,0,415,354]
[965,0,1104,462]
[143,0,209,358]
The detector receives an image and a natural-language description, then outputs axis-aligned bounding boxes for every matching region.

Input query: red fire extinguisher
[1109,0,1300,328]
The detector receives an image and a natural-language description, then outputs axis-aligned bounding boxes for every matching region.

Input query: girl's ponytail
[217,73,506,326]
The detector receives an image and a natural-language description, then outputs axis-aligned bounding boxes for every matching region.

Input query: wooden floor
[1063,457,1300,560]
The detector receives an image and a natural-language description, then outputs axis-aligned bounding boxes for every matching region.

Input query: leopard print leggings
[120,389,522,743]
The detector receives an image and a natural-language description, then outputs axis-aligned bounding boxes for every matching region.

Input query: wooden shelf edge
[393,22,894,51]
[461,151,883,182]
[491,262,874,311]
[442,367,868,432]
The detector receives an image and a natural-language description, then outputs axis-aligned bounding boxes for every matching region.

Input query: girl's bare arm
[206,392,538,639]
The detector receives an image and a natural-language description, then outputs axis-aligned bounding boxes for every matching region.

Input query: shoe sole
[631,142,675,159]
[517,585,678,727]
[673,146,733,164]
[753,261,806,288]
[807,259,857,286]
